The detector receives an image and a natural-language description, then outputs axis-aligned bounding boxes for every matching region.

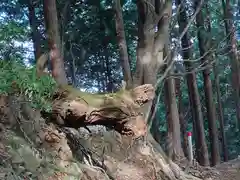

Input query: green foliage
[0,60,57,111]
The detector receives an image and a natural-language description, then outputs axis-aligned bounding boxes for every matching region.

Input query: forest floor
[213,158,240,180]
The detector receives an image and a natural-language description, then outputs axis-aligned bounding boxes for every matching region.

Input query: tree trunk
[105,55,113,92]
[43,0,68,85]
[133,0,172,86]
[213,56,228,162]
[164,82,173,159]
[151,110,161,144]
[114,0,133,89]
[176,0,210,166]
[133,0,173,133]
[69,43,77,86]
[164,46,184,161]
[60,1,70,58]
[222,0,240,129]
[28,0,42,60]
[195,0,220,166]
[176,78,189,158]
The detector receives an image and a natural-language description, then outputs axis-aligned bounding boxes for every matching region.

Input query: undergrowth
[0,60,57,111]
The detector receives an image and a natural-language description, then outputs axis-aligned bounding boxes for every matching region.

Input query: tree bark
[133,0,172,86]
[222,0,240,129]
[176,78,189,158]
[194,0,220,166]
[176,0,210,166]
[114,0,133,89]
[28,0,42,60]
[133,0,173,135]
[43,0,68,85]
[213,58,228,162]
[69,43,77,86]
[164,46,184,161]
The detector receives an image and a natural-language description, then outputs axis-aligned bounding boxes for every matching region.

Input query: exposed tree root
[45,84,155,138]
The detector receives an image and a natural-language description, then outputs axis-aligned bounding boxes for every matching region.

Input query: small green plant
[0,60,57,111]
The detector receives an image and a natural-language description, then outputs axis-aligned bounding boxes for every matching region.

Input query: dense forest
[0,0,240,179]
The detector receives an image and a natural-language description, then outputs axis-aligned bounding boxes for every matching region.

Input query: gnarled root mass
[47,84,155,138]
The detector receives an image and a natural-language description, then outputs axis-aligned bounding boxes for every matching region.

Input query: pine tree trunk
[176,0,210,166]
[222,0,240,129]
[43,0,68,85]
[195,0,220,166]
[114,0,133,89]
[28,0,42,60]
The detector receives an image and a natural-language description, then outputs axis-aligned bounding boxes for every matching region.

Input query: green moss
[59,85,133,107]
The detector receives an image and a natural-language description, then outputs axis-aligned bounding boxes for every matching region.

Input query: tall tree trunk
[133,0,173,134]
[164,46,184,160]
[114,0,133,89]
[133,0,186,165]
[176,0,210,166]
[60,1,70,59]
[43,0,68,85]
[213,57,228,162]
[28,0,41,60]
[194,0,220,166]
[222,0,240,129]
[176,78,189,157]
[133,0,172,86]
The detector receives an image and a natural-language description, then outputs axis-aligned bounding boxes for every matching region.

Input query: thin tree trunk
[194,0,220,166]
[222,0,240,129]
[213,56,228,162]
[150,94,161,144]
[28,0,41,60]
[176,0,210,166]
[164,88,173,158]
[114,0,132,89]
[105,50,113,92]
[176,78,188,157]
[43,0,68,85]
[164,46,184,160]
[69,43,76,86]
[60,1,70,59]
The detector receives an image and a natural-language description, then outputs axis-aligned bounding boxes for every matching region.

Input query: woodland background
[0,0,240,179]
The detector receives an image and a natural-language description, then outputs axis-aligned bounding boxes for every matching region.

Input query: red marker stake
[187,132,193,163]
